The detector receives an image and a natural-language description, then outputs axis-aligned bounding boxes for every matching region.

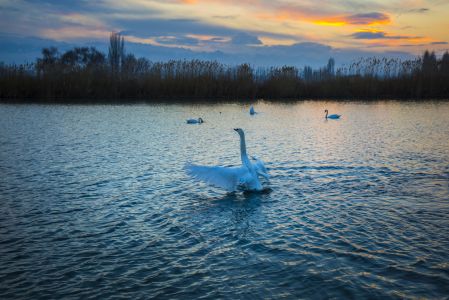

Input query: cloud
[110,18,248,39]
[0,0,446,64]
[312,12,390,26]
[186,34,228,42]
[40,27,110,41]
[400,41,447,47]
[345,12,390,25]
[59,13,106,28]
[125,32,263,53]
[408,8,430,13]
[154,35,199,46]
[351,30,422,40]
[104,17,270,50]
[351,31,389,39]
[231,33,262,45]
[136,32,252,49]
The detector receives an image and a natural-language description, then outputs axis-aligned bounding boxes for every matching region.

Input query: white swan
[187,117,204,124]
[325,109,341,119]
[249,105,256,115]
[185,128,269,192]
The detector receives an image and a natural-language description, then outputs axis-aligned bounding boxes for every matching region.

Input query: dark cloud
[351,31,421,40]
[209,37,228,42]
[351,31,387,39]
[116,19,264,47]
[399,44,426,47]
[408,8,430,13]
[399,42,447,47]
[231,33,262,45]
[154,36,199,46]
[346,12,390,25]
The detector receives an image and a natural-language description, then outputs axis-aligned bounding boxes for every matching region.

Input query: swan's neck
[325,111,328,118]
[239,133,251,167]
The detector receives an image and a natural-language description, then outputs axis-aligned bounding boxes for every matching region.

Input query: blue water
[1,101,448,299]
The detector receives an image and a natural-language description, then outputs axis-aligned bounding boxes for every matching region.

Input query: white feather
[185,164,249,191]
[252,156,270,180]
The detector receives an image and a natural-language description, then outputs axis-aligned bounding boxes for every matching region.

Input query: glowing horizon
[0,0,448,65]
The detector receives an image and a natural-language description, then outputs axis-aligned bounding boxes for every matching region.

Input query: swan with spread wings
[185,128,269,192]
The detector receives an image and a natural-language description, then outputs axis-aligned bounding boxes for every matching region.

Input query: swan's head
[234,128,244,136]
[198,117,203,123]
[325,109,328,113]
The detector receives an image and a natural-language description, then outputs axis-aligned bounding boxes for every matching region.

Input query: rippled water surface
[1,101,449,299]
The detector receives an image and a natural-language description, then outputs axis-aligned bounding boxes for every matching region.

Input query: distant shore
[1,97,449,104]
[2,34,448,101]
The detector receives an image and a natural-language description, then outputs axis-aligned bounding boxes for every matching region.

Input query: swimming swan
[185,128,269,192]
[325,109,341,119]
[187,117,204,124]
[250,106,256,115]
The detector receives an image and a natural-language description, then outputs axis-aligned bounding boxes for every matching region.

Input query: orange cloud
[186,34,230,42]
[40,26,110,41]
[313,13,390,26]
[59,13,106,28]
[256,9,390,27]
[313,21,346,26]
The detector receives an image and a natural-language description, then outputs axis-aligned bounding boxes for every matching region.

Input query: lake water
[1,101,448,299]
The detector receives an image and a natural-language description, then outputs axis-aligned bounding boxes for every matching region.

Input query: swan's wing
[251,156,267,173]
[185,164,248,191]
[251,156,270,180]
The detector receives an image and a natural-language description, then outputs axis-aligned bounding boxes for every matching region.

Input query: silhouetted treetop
[1,34,448,100]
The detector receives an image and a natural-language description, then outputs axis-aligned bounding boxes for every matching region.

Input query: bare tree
[108,32,125,74]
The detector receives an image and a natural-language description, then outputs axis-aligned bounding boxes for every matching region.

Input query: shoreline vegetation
[1,33,449,102]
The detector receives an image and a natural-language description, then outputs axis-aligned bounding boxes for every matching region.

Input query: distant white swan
[325,109,341,119]
[250,106,256,115]
[185,128,269,192]
[187,117,204,124]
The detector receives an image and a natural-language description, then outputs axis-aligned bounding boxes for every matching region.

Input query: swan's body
[187,117,204,124]
[249,106,256,115]
[185,128,269,192]
[325,109,341,119]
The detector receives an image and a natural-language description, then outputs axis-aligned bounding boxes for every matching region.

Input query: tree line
[1,33,448,101]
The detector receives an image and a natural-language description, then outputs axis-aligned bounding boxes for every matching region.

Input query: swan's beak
[233,128,238,131]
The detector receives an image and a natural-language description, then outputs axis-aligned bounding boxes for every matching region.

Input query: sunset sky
[1,0,448,66]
